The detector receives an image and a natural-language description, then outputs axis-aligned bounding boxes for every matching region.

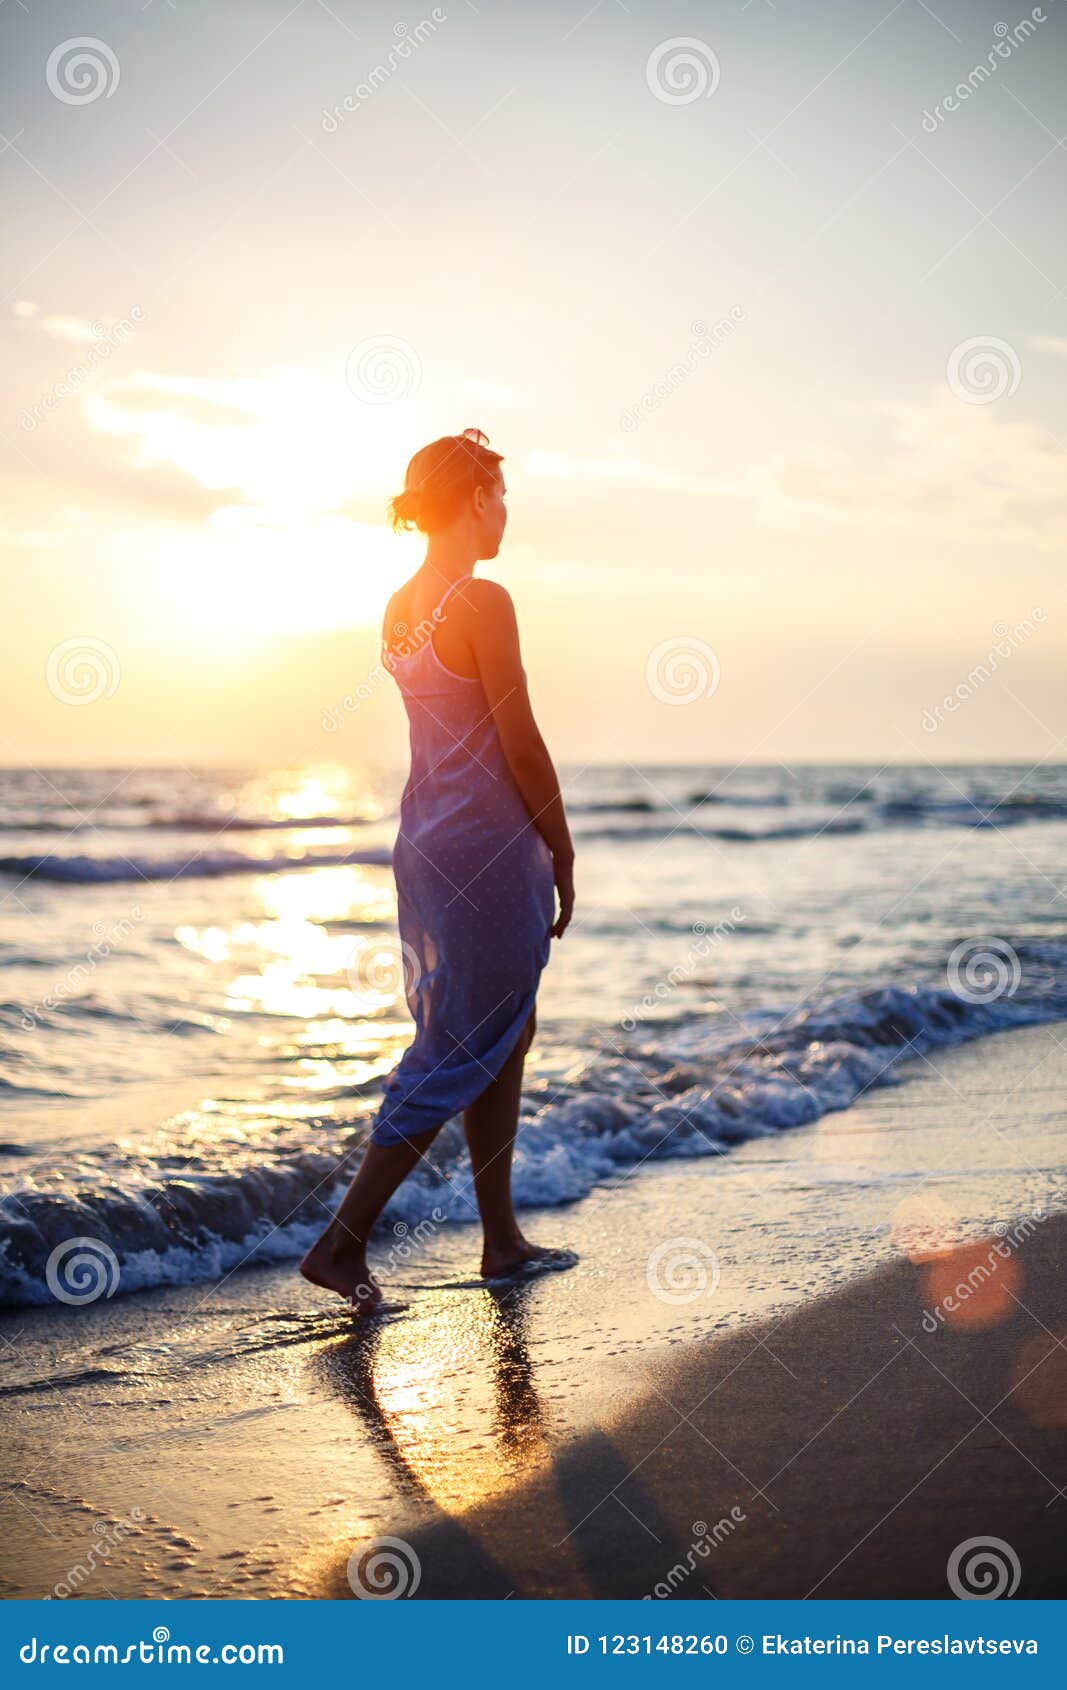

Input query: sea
[1,761,1065,1308]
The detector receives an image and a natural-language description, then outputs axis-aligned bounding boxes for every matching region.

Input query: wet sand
[378,1206,1067,1599]
[2,1021,1065,1600]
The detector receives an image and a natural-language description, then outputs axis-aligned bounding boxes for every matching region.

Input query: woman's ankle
[321,1219,366,1266]
[482,1223,524,1256]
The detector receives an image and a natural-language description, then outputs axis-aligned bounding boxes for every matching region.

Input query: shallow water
[2,1023,1064,1600]
[1,761,1064,1306]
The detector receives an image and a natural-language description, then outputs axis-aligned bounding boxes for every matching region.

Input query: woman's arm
[463,579,575,937]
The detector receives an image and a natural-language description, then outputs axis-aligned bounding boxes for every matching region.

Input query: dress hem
[367,976,543,1148]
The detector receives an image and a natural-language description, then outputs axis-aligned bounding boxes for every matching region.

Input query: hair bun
[389,487,421,531]
[388,431,504,534]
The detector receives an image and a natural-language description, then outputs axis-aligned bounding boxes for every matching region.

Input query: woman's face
[474,473,508,559]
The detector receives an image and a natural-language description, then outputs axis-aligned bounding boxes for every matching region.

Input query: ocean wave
[0,844,394,885]
[4,785,1066,885]
[0,813,375,834]
[8,801,1052,876]
[572,818,868,844]
[2,946,1063,1309]
[684,790,792,808]
[158,812,373,832]
[877,795,1067,827]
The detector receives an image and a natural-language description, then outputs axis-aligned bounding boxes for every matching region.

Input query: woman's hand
[552,853,575,939]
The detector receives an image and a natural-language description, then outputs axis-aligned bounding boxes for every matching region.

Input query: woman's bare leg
[301,1128,438,1311]
[463,1010,556,1276]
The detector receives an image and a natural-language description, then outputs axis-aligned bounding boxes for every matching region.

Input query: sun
[133,508,421,644]
[91,365,426,641]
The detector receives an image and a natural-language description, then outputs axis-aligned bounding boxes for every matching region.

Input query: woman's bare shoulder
[459,577,516,623]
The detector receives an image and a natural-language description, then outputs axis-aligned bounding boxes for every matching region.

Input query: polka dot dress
[370,578,554,1146]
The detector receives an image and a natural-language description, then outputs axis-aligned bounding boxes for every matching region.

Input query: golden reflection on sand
[890,1191,962,1260]
[299,1277,591,1595]
[302,1280,589,1596]
[315,1282,552,1511]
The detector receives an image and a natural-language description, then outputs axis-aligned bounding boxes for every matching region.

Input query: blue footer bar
[2,1600,1064,1684]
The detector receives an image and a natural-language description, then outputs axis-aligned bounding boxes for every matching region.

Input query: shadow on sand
[312,1277,702,1599]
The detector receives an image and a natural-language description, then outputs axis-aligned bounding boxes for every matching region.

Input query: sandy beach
[388,1187,1067,1601]
[4,0,1067,1655]
[2,1019,1065,1601]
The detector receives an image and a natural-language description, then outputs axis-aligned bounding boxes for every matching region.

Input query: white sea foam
[3,967,1063,1308]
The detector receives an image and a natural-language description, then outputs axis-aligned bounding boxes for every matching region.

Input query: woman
[301,429,575,1311]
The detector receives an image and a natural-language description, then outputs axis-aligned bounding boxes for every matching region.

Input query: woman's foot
[480,1236,577,1280]
[300,1230,383,1314]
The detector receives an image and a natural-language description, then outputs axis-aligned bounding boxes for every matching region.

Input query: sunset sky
[2,0,1065,768]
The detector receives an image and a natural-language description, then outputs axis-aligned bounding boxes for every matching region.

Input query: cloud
[741,395,1067,549]
[494,402,1067,556]
[95,372,261,430]
[0,442,238,538]
[40,315,104,345]
[71,367,424,628]
[84,366,413,514]
[1027,335,1067,358]
[70,359,1067,581]
[13,303,140,345]
[524,448,734,496]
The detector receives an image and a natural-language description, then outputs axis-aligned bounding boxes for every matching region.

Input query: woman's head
[390,428,506,557]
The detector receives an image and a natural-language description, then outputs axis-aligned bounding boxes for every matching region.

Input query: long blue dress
[370,577,555,1146]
